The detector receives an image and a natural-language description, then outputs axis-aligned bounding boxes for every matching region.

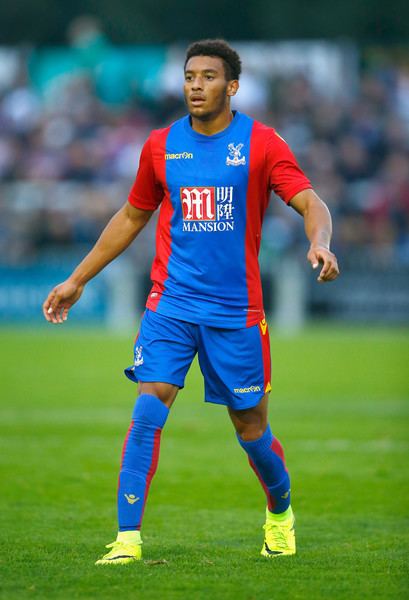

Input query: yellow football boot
[261,506,296,557]
[95,531,142,565]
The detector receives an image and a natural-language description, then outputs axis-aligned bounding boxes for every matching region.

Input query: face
[184,55,238,121]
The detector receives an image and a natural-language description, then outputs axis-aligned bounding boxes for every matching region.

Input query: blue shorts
[124,309,271,410]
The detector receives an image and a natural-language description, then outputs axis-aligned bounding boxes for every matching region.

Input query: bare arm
[43,202,153,323]
[289,189,340,282]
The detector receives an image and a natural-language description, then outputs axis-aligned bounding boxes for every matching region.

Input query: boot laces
[263,522,290,551]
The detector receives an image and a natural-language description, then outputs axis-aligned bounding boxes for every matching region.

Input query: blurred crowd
[0,36,409,269]
[268,68,409,268]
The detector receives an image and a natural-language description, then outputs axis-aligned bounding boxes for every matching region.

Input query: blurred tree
[0,0,408,45]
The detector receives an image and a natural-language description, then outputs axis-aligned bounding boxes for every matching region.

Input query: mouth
[190,96,206,106]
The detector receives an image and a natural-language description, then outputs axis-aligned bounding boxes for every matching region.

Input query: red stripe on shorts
[259,320,271,393]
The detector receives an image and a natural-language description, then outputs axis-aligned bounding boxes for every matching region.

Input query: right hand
[42,279,84,324]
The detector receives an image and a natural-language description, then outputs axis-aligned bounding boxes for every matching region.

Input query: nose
[191,76,203,90]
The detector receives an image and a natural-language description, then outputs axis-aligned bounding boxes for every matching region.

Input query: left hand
[307,245,340,283]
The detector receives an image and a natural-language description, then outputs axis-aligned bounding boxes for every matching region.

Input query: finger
[49,292,61,312]
[44,303,59,324]
[319,262,339,282]
[326,263,339,279]
[58,305,68,323]
[42,292,56,321]
[308,250,320,269]
[44,291,59,317]
[49,308,59,324]
[55,304,65,324]
[326,267,340,281]
[43,306,52,322]
[318,259,332,281]
[49,291,65,323]
[326,260,340,278]
[318,269,333,282]
[48,304,61,324]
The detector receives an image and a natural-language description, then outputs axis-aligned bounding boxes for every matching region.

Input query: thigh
[124,309,198,390]
[197,318,271,410]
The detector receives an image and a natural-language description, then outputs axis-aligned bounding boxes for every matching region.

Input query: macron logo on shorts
[234,385,261,394]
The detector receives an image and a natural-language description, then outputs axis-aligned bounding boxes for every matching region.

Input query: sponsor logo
[124,494,140,505]
[260,318,268,335]
[226,142,246,166]
[233,385,261,394]
[182,221,234,232]
[134,345,144,367]
[280,490,290,500]
[181,187,216,221]
[165,152,193,160]
[181,186,235,232]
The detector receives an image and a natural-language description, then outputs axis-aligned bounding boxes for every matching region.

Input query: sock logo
[124,494,140,505]
[281,490,290,499]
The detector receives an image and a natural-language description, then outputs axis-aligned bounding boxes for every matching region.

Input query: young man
[43,39,339,563]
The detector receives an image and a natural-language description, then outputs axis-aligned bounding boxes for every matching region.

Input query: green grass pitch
[0,325,408,599]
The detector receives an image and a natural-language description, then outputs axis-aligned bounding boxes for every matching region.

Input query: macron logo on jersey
[181,186,235,232]
[165,152,193,160]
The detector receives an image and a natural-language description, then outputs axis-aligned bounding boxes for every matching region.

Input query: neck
[190,107,234,136]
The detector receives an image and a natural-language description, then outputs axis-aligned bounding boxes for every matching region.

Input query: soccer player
[43,39,339,564]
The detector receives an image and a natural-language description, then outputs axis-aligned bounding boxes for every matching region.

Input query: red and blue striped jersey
[128,111,311,328]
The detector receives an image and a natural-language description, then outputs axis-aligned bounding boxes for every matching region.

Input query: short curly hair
[184,39,242,81]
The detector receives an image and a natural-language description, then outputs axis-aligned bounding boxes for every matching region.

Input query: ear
[227,80,239,97]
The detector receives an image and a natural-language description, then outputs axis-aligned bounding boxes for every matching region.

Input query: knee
[131,393,170,429]
[236,425,266,442]
[139,382,178,408]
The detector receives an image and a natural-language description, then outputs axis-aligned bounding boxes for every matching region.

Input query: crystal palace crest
[226,143,246,166]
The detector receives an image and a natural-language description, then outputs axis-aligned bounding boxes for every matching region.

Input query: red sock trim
[248,457,275,512]
[139,427,162,524]
[271,437,288,473]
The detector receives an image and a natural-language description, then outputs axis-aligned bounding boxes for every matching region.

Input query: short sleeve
[128,137,163,211]
[267,131,312,204]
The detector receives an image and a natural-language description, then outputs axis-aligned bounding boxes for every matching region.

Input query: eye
[185,74,193,81]
[206,75,214,80]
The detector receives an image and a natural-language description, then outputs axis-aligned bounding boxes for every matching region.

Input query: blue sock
[237,425,291,514]
[118,394,169,531]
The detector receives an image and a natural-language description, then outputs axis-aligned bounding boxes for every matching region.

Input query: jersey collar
[183,110,242,141]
